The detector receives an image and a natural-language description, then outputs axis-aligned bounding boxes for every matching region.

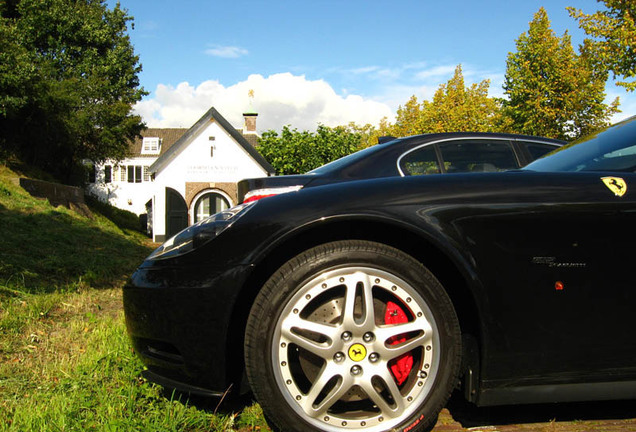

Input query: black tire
[245,240,461,432]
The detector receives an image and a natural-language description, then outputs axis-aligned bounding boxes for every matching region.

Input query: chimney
[243,112,257,134]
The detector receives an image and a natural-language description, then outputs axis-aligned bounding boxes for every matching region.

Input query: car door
[462,172,636,386]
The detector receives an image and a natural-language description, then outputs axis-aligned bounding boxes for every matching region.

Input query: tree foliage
[378,65,508,138]
[568,1,636,92]
[257,125,363,175]
[503,7,619,140]
[0,0,145,183]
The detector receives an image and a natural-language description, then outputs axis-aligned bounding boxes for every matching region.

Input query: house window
[116,165,150,183]
[141,137,161,155]
[104,165,112,183]
[127,165,143,183]
[194,192,230,223]
[87,164,96,183]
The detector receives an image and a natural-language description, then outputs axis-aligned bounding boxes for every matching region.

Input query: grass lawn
[0,164,269,431]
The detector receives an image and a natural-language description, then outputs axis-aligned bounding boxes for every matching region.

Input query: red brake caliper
[384,301,414,385]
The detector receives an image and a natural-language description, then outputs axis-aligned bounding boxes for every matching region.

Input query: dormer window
[142,137,161,155]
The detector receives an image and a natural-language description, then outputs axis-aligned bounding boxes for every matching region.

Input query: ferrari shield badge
[601,176,627,197]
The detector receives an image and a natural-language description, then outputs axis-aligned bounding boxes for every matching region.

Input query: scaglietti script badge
[601,176,627,197]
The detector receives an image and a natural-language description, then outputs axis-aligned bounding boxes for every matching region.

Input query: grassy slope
[0,165,268,431]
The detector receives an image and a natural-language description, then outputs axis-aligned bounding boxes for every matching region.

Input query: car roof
[388,131,565,145]
[310,132,565,176]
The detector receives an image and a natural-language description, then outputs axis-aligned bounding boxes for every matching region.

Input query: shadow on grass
[447,390,636,428]
[85,194,147,234]
[159,388,273,431]
[163,388,255,414]
[0,203,153,294]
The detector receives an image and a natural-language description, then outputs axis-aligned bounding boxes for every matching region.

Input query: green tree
[378,65,508,138]
[421,65,509,133]
[345,121,379,149]
[0,0,145,183]
[387,95,425,137]
[503,7,619,140]
[257,125,363,175]
[568,1,636,92]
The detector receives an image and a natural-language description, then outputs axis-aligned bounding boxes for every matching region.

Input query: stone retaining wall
[19,178,91,216]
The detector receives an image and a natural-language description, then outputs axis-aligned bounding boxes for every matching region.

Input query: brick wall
[185,182,237,207]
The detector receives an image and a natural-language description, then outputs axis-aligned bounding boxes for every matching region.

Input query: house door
[165,188,187,238]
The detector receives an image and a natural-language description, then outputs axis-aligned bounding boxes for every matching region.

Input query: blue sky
[119,0,636,132]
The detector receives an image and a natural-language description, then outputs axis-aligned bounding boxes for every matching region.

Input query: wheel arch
[225,216,484,395]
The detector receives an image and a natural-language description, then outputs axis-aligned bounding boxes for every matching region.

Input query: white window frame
[141,137,161,155]
[189,189,233,225]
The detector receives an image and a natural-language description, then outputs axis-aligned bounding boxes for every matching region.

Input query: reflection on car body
[124,118,636,432]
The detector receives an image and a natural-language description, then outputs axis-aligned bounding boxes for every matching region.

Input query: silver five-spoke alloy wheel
[245,241,461,432]
[273,267,440,431]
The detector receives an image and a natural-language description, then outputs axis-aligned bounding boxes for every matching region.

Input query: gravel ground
[431,392,636,431]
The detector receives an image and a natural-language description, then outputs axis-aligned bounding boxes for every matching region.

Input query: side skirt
[477,380,636,406]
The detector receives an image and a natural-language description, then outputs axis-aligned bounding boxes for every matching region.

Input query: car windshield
[523,116,636,173]
[308,141,398,174]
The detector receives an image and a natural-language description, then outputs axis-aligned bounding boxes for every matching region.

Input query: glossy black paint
[237,132,564,202]
[124,122,636,406]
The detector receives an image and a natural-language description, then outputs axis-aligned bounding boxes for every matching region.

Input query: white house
[87,107,275,242]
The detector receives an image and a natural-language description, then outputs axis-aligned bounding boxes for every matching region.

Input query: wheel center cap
[348,343,367,362]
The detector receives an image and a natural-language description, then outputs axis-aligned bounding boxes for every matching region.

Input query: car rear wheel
[245,240,461,432]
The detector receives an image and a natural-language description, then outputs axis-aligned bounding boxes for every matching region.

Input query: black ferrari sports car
[124,117,636,432]
[238,132,563,203]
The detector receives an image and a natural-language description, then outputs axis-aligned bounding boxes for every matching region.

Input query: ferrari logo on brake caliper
[601,177,627,197]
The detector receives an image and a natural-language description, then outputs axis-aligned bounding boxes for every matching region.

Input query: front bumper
[123,262,253,397]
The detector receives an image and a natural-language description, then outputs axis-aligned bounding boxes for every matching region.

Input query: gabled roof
[129,128,189,158]
[149,107,275,175]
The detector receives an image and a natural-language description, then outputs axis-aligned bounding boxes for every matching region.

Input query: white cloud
[133,66,636,134]
[205,45,249,58]
[134,73,394,132]
[348,66,381,75]
[414,65,458,81]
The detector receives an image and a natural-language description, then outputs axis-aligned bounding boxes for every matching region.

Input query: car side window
[400,145,441,176]
[523,142,559,161]
[438,140,517,173]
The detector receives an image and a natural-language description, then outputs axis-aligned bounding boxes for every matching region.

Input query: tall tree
[258,125,363,175]
[568,1,636,92]
[420,65,508,133]
[503,7,619,140]
[378,65,508,138]
[0,0,145,183]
